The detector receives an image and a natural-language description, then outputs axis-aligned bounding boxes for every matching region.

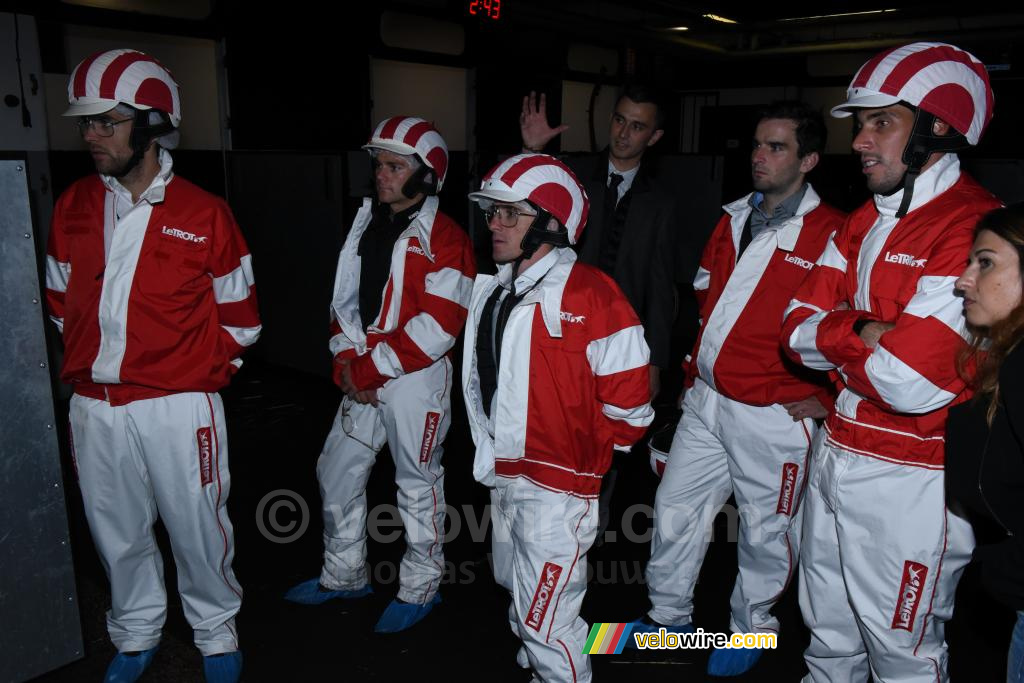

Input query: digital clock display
[469,0,501,20]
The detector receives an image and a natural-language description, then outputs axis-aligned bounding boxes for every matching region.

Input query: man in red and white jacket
[285,117,476,634]
[463,154,653,682]
[633,102,844,677]
[781,43,1002,681]
[46,50,258,683]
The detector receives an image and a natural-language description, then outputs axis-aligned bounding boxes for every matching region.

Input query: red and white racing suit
[45,150,260,656]
[781,154,1001,681]
[646,185,843,635]
[463,248,653,682]
[316,195,475,604]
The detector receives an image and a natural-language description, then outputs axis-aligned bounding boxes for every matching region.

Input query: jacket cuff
[348,353,389,391]
[816,310,878,366]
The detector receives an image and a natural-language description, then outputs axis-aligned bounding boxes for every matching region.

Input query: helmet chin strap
[894,106,968,218]
[111,108,175,179]
[401,164,437,199]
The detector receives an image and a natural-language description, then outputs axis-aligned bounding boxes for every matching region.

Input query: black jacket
[565,151,684,369]
[946,343,1024,609]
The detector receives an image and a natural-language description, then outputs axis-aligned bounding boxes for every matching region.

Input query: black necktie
[599,173,625,274]
[737,213,754,260]
[606,173,624,211]
[476,284,525,417]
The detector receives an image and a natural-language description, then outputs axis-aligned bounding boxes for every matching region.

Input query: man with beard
[780,42,1002,681]
[631,101,843,677]
[46,49,260,683]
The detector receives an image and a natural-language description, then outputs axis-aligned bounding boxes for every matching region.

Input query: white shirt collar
[496,248,560,292]
[874,153,960,218]
[607,160,640,196]
[102,148,175,207]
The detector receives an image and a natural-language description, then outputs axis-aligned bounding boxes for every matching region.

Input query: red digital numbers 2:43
[469,0,501,20]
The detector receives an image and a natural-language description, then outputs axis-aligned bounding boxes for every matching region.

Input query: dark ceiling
[504,0,1024,62]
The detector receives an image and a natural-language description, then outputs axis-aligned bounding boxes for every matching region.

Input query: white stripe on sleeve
[212,254,256,304]
[425,267,473,308]
[46,256,71,292]
[404,311,455,361]
[863,343,957,414]
[586,325,649,376]
[785,308,837,371]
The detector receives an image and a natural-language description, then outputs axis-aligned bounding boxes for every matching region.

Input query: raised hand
[520,91,570,152]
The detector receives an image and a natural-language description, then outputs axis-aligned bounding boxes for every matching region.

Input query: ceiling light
[778,9,898,22]
[702,13,738,24]
[668,26,690,31]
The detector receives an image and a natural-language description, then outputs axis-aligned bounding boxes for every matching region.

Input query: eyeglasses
[76,117,133,138]
[484,205,537,228]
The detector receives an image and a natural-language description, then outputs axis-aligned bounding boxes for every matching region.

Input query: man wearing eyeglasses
[44,50,258,683]
[463,154,654,681]
[284,117,476,634]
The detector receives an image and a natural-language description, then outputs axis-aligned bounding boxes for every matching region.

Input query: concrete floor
[28,360,1015,682]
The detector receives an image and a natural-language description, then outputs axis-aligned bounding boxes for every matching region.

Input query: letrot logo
[884,251,926,268]
[162,225,207,244]
[891,560,929,631]
[784,254,814,270]
[560,311,586,324]
[526,562,563,631]
[197,427,213,486]
[419,412,441,463]
[775,463,799,516]
[407,245,425,256]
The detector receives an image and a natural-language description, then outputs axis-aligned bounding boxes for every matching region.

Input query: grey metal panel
[0,159,82,682]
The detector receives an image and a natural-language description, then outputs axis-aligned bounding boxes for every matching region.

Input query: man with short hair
[46,49,259,683]
[781,42,1002,681]
[520,84,681,399]
[633,101,844,677]
[285,117,476,635]
[462,153,654,682]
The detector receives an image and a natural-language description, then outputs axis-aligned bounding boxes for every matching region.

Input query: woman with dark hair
[948,202,1024,682]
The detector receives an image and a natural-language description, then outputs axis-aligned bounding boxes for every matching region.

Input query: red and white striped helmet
[468,154,590,244]
[363,116,449,190]
[831,41,992,145]
[64,49,181,127]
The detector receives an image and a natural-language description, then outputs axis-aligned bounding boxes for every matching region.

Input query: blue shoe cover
[374,594,441,633]
[707,645,763,676]
[625,617,695,649]
[283,577,373,604]
[103,647,157,683]
[203,650,243,683]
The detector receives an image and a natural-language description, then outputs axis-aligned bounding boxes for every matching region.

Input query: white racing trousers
[317,358,451,604]
[69,391,242,656]
[491,478,599,683]
[646,377,815,634]
[800,438,974,682]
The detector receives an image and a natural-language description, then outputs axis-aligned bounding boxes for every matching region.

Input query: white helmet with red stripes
[469,153,590,246]
[64,48,181,127]
[831,41,992,146]
[363,116,449,194]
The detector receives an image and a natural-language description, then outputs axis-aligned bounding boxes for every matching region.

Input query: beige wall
[370,59,467,151]
[560,80,618,153]
[46,25,223,150]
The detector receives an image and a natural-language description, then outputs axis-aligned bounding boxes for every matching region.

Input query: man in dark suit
[520,85,681,401]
